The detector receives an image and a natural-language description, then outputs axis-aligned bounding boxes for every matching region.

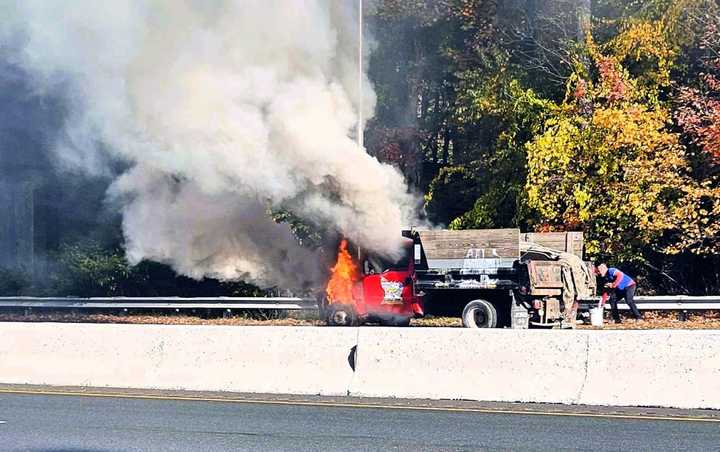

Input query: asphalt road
[2,391,719,451]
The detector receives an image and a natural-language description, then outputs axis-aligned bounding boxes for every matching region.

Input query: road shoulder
[1,383,718,422]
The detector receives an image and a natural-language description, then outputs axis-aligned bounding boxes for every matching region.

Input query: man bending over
[596,264,643,323]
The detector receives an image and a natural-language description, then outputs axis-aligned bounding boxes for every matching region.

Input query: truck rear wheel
[462,299,497,328]
[326,304,358,326]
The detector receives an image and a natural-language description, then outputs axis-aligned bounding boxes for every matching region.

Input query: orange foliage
[597,57,627,103]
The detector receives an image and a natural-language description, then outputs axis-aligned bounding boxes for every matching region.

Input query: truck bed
[411,229,586,291]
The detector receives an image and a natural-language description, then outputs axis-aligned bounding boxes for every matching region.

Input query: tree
[675,13,720,164]
[52,242,140,297]
[526,10,720,266]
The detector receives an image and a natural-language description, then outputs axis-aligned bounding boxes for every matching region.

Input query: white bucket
[590,307,604,327]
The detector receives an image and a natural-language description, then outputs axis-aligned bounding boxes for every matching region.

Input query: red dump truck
[323,228,596,329]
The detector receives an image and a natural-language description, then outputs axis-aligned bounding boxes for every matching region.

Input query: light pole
[357,0,364,151]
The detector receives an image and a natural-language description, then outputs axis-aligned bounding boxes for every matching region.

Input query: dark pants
[609,285,642,321]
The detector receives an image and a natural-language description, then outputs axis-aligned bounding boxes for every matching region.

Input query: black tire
[392,316,412,327]
[326,304,358,326]
[462,299,497,328]
[374,313,411,327]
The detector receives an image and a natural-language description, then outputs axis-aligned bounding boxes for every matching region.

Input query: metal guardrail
[0,295,717,313]
[0,296,319,312]
[579,295,720,311]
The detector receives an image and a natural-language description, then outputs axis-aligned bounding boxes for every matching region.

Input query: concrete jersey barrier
[1,322,719,409]
[577,330,720,408]
[0,322,356,396]
[349,328,589,404]
[350,328,720,410]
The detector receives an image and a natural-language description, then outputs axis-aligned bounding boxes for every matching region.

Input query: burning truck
[323,228,596,329]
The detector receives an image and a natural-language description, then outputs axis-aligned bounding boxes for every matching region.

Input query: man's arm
[611,270,624,289]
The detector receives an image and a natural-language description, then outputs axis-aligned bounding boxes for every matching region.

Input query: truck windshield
[365,246,411,274]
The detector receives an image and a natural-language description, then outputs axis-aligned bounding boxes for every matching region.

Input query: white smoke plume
[1,0,419,289]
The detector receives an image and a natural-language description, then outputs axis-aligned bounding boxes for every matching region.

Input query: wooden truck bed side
[520,231,584,259]
[416,228,519,271]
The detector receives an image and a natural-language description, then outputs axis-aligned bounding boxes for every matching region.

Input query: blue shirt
[606,268,635,290]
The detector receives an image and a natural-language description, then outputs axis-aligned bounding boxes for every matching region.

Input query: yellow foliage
[526,52,719,258]
[609,20,675,88]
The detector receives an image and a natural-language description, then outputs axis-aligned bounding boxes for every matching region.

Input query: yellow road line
[0,388,717,423]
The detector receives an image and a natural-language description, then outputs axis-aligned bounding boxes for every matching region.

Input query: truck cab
[325,239,422,326]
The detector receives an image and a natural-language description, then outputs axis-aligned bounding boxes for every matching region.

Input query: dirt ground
[0,312,323,327]
[1,310,719,329]
[576,311,720,330]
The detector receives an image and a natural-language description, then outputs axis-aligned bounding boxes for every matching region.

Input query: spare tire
[326,303,359,326]
[462,299,497,328]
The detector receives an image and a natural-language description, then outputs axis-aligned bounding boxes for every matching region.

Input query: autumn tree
[675,13,720,165]
[367,0,720,292]
[525,1,720,292]
[525,58,692,260]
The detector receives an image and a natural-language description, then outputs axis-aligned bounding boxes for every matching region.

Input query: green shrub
[52,242,140,297]
[0,267,31,295]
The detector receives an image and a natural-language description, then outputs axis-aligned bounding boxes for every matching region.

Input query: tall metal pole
[357,0,364,150]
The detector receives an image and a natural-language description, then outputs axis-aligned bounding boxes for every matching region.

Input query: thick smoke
[1,1,418,289]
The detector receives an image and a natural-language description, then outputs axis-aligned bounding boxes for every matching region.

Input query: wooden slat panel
[521,232,584,258]
[567,232,584,258]
[418,229,519,260]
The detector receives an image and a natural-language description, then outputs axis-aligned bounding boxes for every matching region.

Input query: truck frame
[324,228,596,329]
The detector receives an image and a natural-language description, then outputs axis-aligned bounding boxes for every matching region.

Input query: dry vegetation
[577,311,720,330]
[0,312,322,327]
[411,316,463,327]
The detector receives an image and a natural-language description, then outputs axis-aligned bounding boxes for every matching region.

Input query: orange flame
[326,239,360,304]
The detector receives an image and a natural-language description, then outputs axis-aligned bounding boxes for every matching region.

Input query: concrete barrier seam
[573,332,591,404]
